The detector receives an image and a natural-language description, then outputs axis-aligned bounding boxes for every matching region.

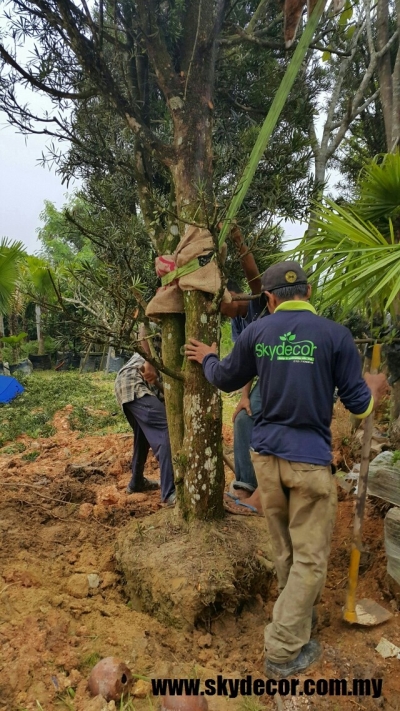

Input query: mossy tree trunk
[180,292,224,520]
[161,314,185,462]
[126,0,227,519]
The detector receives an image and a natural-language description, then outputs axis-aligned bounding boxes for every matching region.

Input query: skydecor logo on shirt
[255,331,317,363]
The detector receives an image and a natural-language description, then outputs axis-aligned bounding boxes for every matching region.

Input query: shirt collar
[274,301,317,314]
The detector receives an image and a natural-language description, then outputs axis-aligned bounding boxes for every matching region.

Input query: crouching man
[185,260,387,677]
[114,326,176,506]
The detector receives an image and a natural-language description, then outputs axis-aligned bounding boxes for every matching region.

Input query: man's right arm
[334,330,387,415]
[202,328,257,393]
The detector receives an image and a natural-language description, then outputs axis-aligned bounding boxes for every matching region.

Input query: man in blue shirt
[185,260,386,678]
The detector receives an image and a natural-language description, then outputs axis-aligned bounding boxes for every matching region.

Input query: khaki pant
[251,452,337,664]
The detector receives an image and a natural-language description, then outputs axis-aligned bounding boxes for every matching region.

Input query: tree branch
[0,43,95,100]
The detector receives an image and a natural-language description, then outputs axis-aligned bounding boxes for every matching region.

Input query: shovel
[343,344,392,626]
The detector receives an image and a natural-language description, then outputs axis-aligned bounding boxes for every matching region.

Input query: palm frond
[0,238,26,312]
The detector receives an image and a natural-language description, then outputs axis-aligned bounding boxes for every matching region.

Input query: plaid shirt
[114,354,156,407]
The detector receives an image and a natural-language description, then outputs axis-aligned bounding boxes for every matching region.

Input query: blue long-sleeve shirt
[203,302,373,465]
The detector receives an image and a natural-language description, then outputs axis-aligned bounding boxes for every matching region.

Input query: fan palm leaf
[0,238,25,312]
[290,154,400,317]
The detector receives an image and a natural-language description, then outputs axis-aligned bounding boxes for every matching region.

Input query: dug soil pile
[1,406,400,710]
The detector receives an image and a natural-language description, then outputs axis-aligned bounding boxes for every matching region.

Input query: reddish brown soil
[0,409,399,711]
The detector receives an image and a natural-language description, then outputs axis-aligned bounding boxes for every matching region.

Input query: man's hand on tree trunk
[184,339,217,364]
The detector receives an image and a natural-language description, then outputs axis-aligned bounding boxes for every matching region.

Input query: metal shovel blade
[344,599,393,626]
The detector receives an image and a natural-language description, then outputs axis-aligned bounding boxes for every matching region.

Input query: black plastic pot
[80,354,103,372]
[106,356,126,373]
[55,352,81,371]
[28,354,52,371]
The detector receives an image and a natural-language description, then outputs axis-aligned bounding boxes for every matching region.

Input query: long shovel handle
[343,344,380,623]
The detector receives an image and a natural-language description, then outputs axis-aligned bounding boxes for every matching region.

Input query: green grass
[392,450,400,464]
[22,450,40,461]
[0,371,127,448]
[220,319,233,358]
[0,351,237,449]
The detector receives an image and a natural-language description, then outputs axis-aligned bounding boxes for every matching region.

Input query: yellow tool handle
[370,343,381,374]
[343,343,380,623]
[343,548,361,622]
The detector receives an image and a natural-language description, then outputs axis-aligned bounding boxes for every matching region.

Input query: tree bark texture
[35,303,45,355]
[377,0,393,149]
[161,315,185,463]
[144,0,226,520]
[180,291,224,520]
[391,0,400,150]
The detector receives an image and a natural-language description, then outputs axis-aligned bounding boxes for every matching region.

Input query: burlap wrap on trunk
[145,226,231,317]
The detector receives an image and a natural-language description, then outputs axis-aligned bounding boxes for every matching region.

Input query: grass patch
[1,442,26,455]
[0,371,127,447]
[22,450,40,461]
[79,651,102,671]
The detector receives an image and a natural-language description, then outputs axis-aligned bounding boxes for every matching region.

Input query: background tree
[305,0,398,233]
[0,238,25,352]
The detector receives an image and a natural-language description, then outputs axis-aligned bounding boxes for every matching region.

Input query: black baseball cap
[261,261,309,292]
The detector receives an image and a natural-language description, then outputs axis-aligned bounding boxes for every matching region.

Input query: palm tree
[0,238,25,348]
[23,255,55,355]
[296,152,400,317]
[293,152,400,418]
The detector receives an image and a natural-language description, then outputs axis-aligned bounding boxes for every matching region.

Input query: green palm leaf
[0,238,26,312]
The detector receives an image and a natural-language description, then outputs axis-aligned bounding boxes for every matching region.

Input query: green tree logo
[279,332,296,342]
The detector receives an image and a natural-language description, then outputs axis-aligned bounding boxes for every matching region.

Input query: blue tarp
[0,375,24,404]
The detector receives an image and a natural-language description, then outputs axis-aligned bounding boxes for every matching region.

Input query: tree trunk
[391,0,400,151]
[132,0,226,519]
[180,292,224,520]
[167,0,225,520]
[35,303,45,355]
[9,311,18,337]
[304,151,327,251]
[377,0,393,149]
[161,314,185,465]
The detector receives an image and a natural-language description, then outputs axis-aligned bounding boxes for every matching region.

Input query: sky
[0,120,78,253]
[0,23,79,255]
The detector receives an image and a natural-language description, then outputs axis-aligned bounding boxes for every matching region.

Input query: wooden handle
[343,344,380,622]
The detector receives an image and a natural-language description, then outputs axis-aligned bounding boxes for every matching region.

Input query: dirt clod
[67,573,90,598]
[198,633,213,648]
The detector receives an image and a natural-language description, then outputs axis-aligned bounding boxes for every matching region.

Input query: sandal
[223,498,262,517]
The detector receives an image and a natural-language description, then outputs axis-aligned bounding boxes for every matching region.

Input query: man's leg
[251,452,293,591]
[232,383,262,493]
[123,403,150,491]
[124,395,175,502]
[260,458,337,664]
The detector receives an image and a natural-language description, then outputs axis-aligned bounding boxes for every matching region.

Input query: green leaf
[339,7,353,25]
[346,25,356,39]
[279,335,286,341]
[322,50,331,61]
[289,334,296,341]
